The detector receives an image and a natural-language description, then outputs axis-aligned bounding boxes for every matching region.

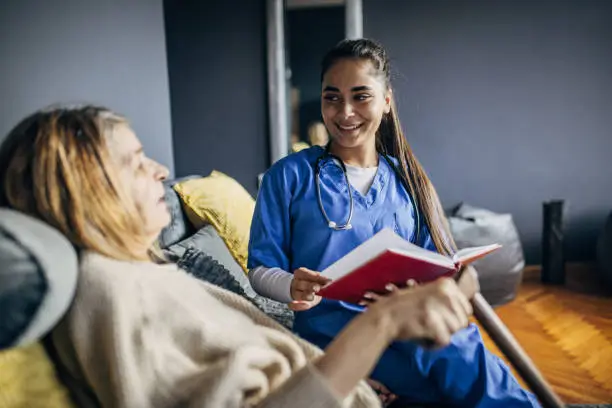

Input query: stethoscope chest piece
[327,220,352,230]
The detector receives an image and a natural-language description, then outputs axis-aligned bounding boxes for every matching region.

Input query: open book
[318,228,501,304]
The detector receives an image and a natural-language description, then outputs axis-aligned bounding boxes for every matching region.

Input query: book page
[389,248,454,269]
[453,244,502,265]
[322,228,451,281]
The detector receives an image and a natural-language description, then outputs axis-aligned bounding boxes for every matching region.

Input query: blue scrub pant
[304,323,541,407]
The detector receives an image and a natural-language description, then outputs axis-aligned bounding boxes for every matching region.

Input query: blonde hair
[0,105,153,261]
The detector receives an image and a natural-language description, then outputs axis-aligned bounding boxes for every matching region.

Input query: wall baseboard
[522,262,596,280]
[521,262,611,297]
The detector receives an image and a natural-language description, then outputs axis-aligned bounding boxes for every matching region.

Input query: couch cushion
[0,342,74,407]
[157,176,201,249]
[0,209,78,349]
[173,171,255,273]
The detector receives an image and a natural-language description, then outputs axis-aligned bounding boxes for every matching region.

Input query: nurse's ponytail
[321,39,456,256]
[377,98,456,256]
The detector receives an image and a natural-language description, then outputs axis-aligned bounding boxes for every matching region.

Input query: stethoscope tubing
[314,148,421,241]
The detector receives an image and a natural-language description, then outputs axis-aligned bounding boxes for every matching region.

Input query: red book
[318,228,501,304]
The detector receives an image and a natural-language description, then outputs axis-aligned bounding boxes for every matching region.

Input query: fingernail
[358,301,366,305]
[385,284,395,291]
[363,292,374,299]
[313,285,320,292]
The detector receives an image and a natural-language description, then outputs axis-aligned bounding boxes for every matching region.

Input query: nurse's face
[321,58,391,150]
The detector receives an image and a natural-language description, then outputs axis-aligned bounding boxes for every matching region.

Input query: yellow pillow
[0,342,74,407]
[173,170,255,273]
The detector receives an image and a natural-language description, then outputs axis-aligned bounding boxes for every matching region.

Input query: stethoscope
[314,145,421,242]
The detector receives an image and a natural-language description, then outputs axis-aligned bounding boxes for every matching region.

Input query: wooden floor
[477,264,612,404]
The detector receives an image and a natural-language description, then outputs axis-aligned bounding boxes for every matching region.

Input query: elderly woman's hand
[311,267,480,400]
[358,279,417,306]
[370,267,479,347]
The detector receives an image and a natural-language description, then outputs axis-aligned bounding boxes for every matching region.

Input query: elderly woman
[0,105,478,408]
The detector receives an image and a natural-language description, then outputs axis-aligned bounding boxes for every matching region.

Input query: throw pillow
[176,246,294,329]
[165,225,257,299]
[173,171,255,273]
[157,176,201,249]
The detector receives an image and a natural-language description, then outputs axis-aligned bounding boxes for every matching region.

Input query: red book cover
[318,228,501,304]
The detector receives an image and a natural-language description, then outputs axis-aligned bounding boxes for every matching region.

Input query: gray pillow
[165,225,256,298]
[167,225,294,328]
[0,209,78,349]
[158,176,201,249]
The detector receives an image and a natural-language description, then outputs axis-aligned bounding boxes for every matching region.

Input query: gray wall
[287,6,345,141]
[164,0,269,196]
[364,0,612,263]
[0,0,175,174]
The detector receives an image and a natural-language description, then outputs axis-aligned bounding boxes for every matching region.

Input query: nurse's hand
[289,267,331,311]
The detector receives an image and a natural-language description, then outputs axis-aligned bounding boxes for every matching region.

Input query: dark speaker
[541,200,565,284]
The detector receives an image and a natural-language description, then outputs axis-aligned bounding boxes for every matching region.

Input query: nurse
[248,38,539,407]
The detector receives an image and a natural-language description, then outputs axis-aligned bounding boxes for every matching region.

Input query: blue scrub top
[249,146,542,407]
[248,145,436,342]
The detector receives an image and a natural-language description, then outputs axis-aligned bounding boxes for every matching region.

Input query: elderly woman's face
[107,125,170,237]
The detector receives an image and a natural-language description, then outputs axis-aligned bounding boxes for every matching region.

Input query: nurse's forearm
[249,266,294,303]
[313,307,396,398]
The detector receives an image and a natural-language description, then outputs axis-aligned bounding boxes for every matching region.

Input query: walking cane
[455,266,565,408]
[471,293,565,408]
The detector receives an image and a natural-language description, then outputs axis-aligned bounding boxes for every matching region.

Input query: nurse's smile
[335,122,364,137]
